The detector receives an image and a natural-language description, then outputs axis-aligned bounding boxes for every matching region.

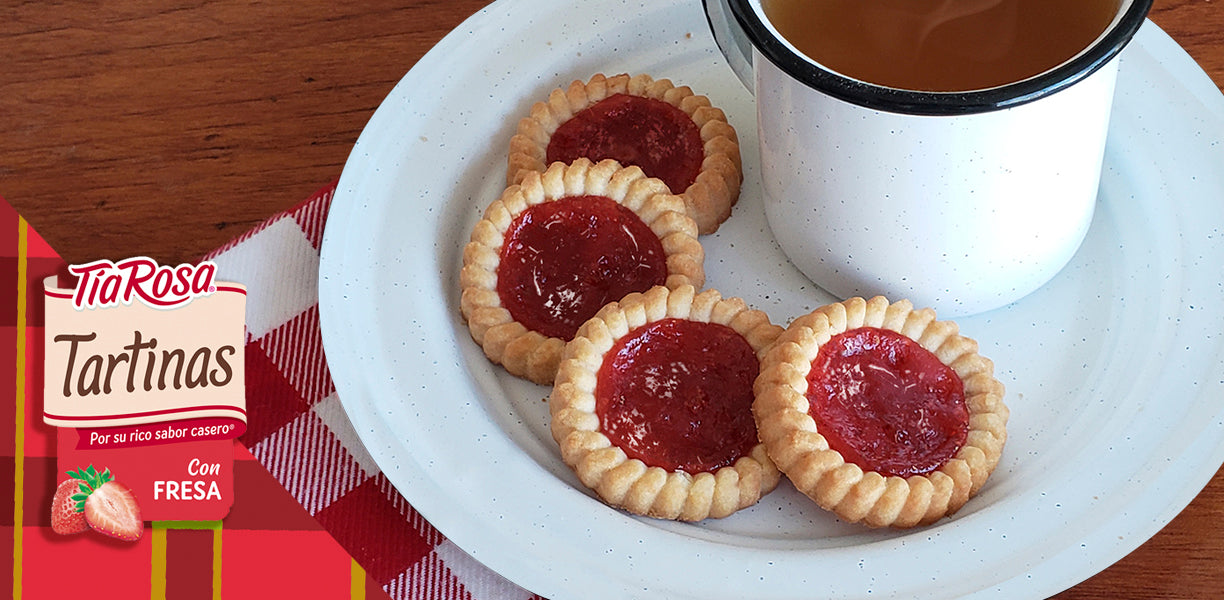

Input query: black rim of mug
[728,0,1155,116]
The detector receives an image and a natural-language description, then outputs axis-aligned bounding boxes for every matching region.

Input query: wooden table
[3,1,1221,597]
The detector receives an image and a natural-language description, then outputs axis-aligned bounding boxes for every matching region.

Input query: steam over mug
[705,0,1152,316]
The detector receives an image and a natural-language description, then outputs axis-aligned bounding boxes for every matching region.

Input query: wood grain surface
[2,1,1222,598]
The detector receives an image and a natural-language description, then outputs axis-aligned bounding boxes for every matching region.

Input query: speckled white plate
[317,0,1224,598]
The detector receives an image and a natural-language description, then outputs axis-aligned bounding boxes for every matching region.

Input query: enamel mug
[705,0,1153,316]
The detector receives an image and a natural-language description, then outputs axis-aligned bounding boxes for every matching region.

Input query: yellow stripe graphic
[150,524,168,600]
[212,525,222,600]
[13,217,28,600]
[351,559,366,600]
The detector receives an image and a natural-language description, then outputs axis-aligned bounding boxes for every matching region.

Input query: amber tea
[762,0,1121,92]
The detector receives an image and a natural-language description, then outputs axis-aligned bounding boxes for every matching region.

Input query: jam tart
[753,296,1009,528]
[460,158,704,385]
[549,284,783,521]
[507,73,742,235]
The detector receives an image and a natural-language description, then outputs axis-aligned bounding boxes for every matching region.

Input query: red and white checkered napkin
[205,182,542,600]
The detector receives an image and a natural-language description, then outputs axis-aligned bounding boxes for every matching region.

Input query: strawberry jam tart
[460,158,705,385]
[508,73,742,235]
[753,296,1009,528]
[549,285,783,521]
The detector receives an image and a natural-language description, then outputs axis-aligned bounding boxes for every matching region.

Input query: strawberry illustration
[85,480,143,541]
[50,478,89,535]
[65,465,144,542]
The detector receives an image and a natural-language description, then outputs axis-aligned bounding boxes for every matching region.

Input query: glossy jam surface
[547,94,704,195]
[806,327,968,477]
[596,318,760,473]
[497,195,667,340]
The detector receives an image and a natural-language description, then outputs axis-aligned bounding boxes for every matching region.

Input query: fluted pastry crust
[753,296,1009,528]
[460,158,704,385]
[549,285,783,521]
[507,73,742,235]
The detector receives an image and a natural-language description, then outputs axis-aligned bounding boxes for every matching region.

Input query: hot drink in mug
[706,0,1152,316]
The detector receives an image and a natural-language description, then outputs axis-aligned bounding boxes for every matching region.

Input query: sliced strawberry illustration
[50,478,89,535]
[64,464,144,542]
[84,480,143,541]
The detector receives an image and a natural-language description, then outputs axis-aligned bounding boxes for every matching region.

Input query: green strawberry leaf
[77,464,104,489]
[100,468,112,483]
[77,482,91,495]
[70,491,88,512]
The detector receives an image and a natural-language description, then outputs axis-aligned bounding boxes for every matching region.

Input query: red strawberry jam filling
[547,93,704,195]
[497,195,668,341]
[806,327,969,478]
[595,318,759,473]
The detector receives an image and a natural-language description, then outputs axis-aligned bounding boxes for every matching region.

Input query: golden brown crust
[460,158,705,385]
[549,285,783,521]
[508,73,743,235]
[753,296,1009,528]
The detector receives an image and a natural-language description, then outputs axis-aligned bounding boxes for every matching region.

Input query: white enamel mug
[705,0,1153,316]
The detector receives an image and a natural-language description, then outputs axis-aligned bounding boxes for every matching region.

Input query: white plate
[318,1,1224,598]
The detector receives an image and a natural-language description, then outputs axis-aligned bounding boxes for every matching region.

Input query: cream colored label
[43,275,247,429]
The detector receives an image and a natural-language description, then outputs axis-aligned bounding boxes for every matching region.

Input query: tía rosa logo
[68,257,218,310]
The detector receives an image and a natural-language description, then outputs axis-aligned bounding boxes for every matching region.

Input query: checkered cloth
[4,186,542,599]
